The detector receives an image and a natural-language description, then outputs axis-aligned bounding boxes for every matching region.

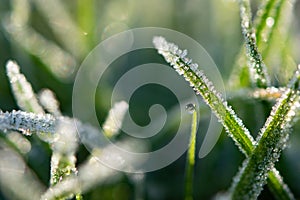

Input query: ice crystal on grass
[238,0,270,88]
[0,110,55,136]
[50,118,79,184]
[6,61,44,114]
[103,101,129,138]
[153,36,255,155]
[39,89,62,117]
[154,36,295,200]
[230,66,300,199]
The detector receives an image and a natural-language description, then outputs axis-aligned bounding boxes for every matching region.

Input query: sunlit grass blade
[153,36,254,155]
[77,0,95,47]
[0,139,45,200]
[238,0,271,88]
[254,0,278,45]
[153,36,295,200]
[50,119,79,200]
[3,0,77,81]
[38,89,62,117]
[228,0,279,89]
[5,60,81,198]
[184,104,198,200]
[259,0,296,84]
[230,66,300,199]
[32,0,88,59]
[6,61,44,114]
[103,101,129,138]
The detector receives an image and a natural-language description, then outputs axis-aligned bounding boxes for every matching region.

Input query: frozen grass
[0,0,299,199]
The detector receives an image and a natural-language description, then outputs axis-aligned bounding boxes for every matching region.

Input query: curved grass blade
[153,36,295,200]
[153,36,255,155]
[184,104,198,200]
[230,66,300,199]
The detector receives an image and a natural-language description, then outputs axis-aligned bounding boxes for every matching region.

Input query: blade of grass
[153,36,295,200]
[184,104,198,200]
[32,0,88,59]
[0,139,45,200]
[6,61,44,114]
[77,0,95,47]
[254,0,278,45]
[228,0,278,89]
[6,61,81,199]
[238,0,271,88]
[230,66,300,199]
[153,36,254,154]
[38,89,62,117]
[3,0,77,81]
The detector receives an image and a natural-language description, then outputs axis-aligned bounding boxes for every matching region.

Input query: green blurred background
[0,0,300,199]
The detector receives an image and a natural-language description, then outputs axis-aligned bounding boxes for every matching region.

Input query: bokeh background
[0,0,300,199]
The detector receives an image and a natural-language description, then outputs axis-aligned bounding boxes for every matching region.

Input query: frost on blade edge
[6,60,44,114]
[153,36,255,155]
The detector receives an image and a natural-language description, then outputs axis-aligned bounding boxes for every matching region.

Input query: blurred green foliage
[0,0,300,199]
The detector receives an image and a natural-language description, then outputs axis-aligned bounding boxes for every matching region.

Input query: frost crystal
[6,61,44,114]
[238,0,270,88]
[153,36,255,155]
[103,101,129,138]
[231,66,300,199]
[0,110,55,135]
[153,36,296,200]
[39,89,62,116]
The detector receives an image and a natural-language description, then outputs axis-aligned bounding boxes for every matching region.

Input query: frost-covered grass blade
[228,0,285,89]
[184,104,198,200]
[153,36,295,200]
[238,0,270,88]
[153,36,255,155]
[230,66,300,199]
[6,61,44,114]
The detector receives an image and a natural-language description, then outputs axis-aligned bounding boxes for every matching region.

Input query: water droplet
[266,17,274,27]
[185,103,195,114]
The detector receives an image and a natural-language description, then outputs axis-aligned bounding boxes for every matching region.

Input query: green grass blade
[153,36,255,155]
[6,61,44,114]
[184,104,198,200]
[267,170,295,200]
[32,0,88,59]
[238,0,270,88]
[230,67,300,199]
[228,0,277,89]
[256,0,285,56]
[153,36,295,200]
[254,0,278,45]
